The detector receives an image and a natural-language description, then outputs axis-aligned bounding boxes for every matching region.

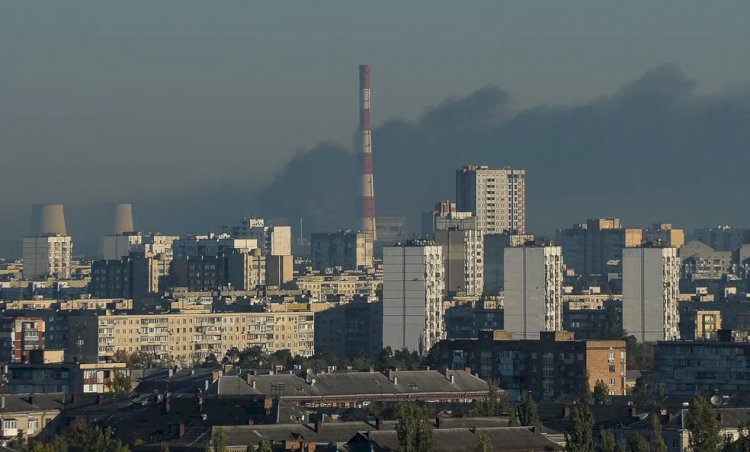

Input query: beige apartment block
[67,309,315,365]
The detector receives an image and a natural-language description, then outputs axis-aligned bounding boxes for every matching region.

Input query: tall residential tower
[456,165,526,234]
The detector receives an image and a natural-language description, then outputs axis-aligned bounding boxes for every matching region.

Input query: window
[27,418,39,433]
[3,419,17,429]
[608,352,615,362]
[608,378,615,386]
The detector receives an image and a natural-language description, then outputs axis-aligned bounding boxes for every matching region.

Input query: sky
[1,1,750,256]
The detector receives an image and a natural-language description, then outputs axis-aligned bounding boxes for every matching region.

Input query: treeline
[115,345,439,373]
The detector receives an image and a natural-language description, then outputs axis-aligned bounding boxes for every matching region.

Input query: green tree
[212,428,227,452]
[565,403,595,452]
[593,380,612,406]
[650,415,667,452]
[508,406,520,427]
[396,404,434,452]
[257,440,272,452]
[578,369,594,405]
[7,432,28,452]
[476,433,492,452]
[626,337,654,371]
[601,302,625,339]
[686,396,721,452]
[415,415,435,452]
[473,382,505,416]
[627,434,650,452]
[599,428,618,452]
[110,370,132,395]
[516,394,543,432]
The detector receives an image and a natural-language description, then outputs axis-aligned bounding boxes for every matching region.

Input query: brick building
[433,330,626,402]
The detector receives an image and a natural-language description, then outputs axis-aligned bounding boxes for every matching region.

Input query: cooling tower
[107,203,135,234]
[30,204,67,236]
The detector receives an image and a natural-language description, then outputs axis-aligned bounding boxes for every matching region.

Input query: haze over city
[3,1,750,256]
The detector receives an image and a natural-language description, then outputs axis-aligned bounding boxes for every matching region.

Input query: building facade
[622,246,680,342]
[434,228,483,296]
[503,244,564,339]
[382,242,444,354]
[456,165,526,234]
[314,300,383,358]
[654,334,750,395]
[483,232,534,295]
[22,235,73,280]
[66,308,315,364]
[0,317,45,363]
[296,274,382,303]
[556,219,642,276]
[435,330,627,402]
[310,230,374,271]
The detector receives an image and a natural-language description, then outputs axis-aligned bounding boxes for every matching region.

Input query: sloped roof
[215,370,490,399]
[215,422,560,451]
[1,394,64,413]
[363,427,563,451]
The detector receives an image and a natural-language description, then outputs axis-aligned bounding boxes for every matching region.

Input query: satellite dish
[710,395,721,407]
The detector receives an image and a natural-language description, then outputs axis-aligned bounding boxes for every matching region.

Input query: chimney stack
[30,204,67,235]
[108,203,135,234]
[359,64,377,241]
[315,420,322,433]
[375,417,382,430]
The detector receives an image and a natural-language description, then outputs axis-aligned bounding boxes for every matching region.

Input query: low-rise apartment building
[654,331,750,395]
[296,274,382,302]
[66,308,315,364]
[434,330,626,402]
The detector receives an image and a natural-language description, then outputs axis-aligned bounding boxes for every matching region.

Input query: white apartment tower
[23,204,73,280]
[382,242,445,354]
[622,247,680,342]
[456,165,526,234]
[503,244,563,339]
[434,216,484,296]
[22,235,73,280]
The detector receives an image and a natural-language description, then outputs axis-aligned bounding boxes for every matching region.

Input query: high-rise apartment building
[421,201,475,238]
[456,165,526,234]
[22,236,73,280]
[483,232,535,295]
[503,243,564,339]
[556,218,642,276]
[434,222,483,296]
[643,223,685,249]
[101,233,142,260]
[310,230,374,271]
[622,246,680,342]
[382,242,444,354]
[231,218,292,256]
[172,235,258,260]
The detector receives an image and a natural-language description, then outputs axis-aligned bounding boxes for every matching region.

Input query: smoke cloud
[2,64,749,256]
[251,64,750,236]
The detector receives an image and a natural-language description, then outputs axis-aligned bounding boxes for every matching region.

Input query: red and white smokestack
[360,64,377,241]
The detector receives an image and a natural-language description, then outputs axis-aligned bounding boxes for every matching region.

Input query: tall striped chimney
[360,64,377,241]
